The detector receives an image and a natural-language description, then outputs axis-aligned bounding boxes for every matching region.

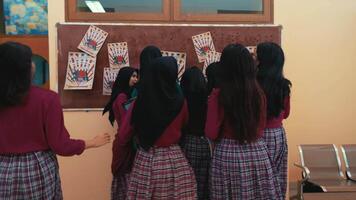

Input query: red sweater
[112,93,128,126]
[0,86,85,156]
[111,93,129,174]
[118,100,188,147]
[205,88,266,141]
[111,100,188,174]
[265,96,290,128]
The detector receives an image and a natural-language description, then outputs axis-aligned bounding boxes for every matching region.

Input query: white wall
[48,0,356,199]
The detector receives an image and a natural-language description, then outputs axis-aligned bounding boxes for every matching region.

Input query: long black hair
[103,67,137,126]
[0,42,32,108]
[257,42,291,119]
[180,66,208,136]
[219,44,265,143]
[131,57,184,151]
[206,62,221,95]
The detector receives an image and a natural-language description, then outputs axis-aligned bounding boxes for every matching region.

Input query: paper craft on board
[78,25,108,57]
[103,67,120,95]
[108,42,130,69]
[64,52,97,90]
[192,32,216,63]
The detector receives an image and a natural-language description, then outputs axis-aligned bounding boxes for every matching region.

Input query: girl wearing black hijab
[179,67,210,200]
[205,61,221,96]
[139,45,162,79]
[130,45,162,98]
[118,57,197,199]
[103,66,138,200]
[103,67,138,126]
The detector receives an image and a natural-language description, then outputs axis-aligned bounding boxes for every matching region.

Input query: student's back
[179,66,210,200]
[118,56,197,199]
[205,43,283,200]
[0,86,85,155]
[0,42,110,200]
[257,42,292,199]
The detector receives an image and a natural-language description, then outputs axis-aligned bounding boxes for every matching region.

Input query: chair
[341,144,356,181]
[294,144,356,199]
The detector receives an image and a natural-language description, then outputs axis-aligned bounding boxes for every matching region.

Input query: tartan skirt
[126,145,197,200]
[180,134,211,200]
[0,151,62,200]
[263,127,288,199]
[111,174,130,200]
[210,138,283,200]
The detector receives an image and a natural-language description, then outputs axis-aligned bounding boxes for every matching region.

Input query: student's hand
[85,133,111,149]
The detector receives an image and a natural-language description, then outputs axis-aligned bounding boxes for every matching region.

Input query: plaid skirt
[111,174,130,200]
[0,151,62,200]
[263,127,288,200]
[126,145,197,200]
[180,134,211,200]
[210,138,283,200]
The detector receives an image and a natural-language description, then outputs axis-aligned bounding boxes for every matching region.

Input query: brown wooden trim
[173,0,273,23]
[0,34,48,38]
[66,0,171,22]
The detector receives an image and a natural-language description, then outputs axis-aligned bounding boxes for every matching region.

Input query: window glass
[76,0,163,13]
[181,0,263,14]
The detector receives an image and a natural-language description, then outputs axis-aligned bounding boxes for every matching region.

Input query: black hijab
[139,45,162,79]
[206,62,221,95]
[103,67,137,126]
[131,56,184,151]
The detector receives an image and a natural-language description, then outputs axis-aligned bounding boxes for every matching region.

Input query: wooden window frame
[65,0,171,22]
[65,0,273,23]
[173,0,273,23]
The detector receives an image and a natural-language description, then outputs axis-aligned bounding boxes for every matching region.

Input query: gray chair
[341,144,356,181]
[294,144,356,200]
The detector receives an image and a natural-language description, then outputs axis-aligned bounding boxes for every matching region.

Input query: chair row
[293,144,356,199]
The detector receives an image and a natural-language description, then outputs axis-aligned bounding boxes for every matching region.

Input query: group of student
[104,43,291,200]
[0,41,291,200]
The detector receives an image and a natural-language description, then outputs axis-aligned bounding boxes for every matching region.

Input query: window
[174,0,272,23]
[66,0,273,23]
[180,0,263,14]
[66,0,171,22]
[76,0,163,13]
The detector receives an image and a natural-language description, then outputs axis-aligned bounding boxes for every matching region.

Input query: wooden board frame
[57,23,281,109]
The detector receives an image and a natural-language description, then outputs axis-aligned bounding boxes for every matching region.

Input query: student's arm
[84,134,111,149]
[283,96,291,119]
[205,89,223,141]
[45,95,109,156]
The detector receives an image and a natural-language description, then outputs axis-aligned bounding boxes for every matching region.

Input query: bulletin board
[57,23,282,109]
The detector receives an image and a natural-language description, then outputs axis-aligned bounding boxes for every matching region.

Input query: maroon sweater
[118,100,188,147]
[0,86,85,156]
[205,88,266,141]
[111,93,129,174]
[111,100,188,174]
